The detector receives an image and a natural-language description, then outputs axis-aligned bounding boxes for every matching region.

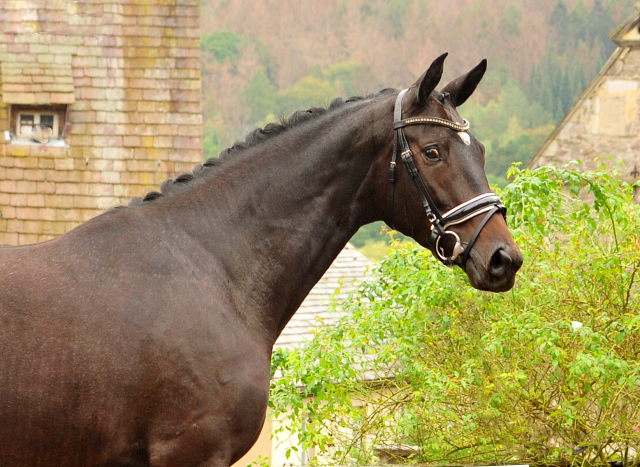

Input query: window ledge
[9,138,69,148]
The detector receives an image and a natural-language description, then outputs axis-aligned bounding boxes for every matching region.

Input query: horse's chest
[146,340,272,465]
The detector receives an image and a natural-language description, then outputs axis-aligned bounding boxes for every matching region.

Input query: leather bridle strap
[388,89,507,266]
[390,90,447,235]
[387,89,407,230]
[460,205,501,266]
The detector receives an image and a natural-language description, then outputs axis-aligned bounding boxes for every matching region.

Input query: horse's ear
[440,59,487,107]
[413,53,448,107]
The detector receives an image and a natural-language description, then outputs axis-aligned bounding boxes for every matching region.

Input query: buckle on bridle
[435,230,465,264]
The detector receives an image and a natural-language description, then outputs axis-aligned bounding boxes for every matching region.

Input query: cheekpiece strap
[388,89,410,230]
[394,89,408,121]
[392,89,446,235]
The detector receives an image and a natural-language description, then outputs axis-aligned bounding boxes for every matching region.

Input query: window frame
[16,111,59,140]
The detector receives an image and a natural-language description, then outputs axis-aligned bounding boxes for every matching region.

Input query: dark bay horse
[0,54,522,466]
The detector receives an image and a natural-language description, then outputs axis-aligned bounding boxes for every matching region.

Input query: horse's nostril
[489,248,511,276]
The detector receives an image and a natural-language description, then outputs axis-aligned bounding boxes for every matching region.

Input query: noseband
[388,89,506,266]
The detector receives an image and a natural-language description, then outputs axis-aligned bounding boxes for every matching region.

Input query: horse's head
[381,53,523,292]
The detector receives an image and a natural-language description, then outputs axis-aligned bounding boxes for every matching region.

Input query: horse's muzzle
[466,243,523,292]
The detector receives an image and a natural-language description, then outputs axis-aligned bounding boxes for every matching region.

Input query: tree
[500,5,522,37]
[271,164,640,467]
[242,69,278,124]
[386,0,412,38]
[549,0,569,53]
[201,30,246,63]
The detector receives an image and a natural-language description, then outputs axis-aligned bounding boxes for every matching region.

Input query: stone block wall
[531,46,640,199]
[0,0,203,246]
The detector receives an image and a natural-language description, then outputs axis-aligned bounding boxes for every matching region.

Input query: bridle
[388,89,507,266]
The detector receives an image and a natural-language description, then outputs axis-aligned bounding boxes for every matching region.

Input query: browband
[394,117,470,132]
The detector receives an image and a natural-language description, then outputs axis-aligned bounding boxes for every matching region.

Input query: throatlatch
[388,89,506,266]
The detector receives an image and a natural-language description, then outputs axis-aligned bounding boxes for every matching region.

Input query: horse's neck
[165,100,390,343]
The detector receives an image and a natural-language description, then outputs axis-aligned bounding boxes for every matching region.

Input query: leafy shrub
[270,163,640,466]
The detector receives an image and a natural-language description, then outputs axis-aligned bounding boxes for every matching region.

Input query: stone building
[528,2,640,201]
[0,0,203,246]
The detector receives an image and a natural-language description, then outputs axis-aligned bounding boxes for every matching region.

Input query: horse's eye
[423,147,441,161]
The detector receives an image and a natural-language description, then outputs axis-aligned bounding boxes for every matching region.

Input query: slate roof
[275,243,372,349]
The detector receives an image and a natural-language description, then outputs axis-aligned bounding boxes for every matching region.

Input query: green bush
[270,163,640,466]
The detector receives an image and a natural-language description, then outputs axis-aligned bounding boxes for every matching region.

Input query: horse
[0,54,522,466]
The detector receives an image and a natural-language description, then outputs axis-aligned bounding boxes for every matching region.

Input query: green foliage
[386,0,412,38]
[336,0,348,17]
[528,45,592,122]
[350,222,388,249]
[486,124,554,188]
[253,38,274,80]
[242,61,362,127]
[324,61,361,98]
[356,240,392,263]
[270,165,640,466]
[202,122,226,160]
[201,30,247,63]
[350,222,406,262]
[243,69,278,124]
[529,0,629,121]
[246,455,271,467]
[279,76,337,113]
[462,76,554,186]
[500,5,522,37]
[549,0,569,31]
[351,223,410,262]
[466,78,554,134]
[357,0,411,36]
[360,0,376,19]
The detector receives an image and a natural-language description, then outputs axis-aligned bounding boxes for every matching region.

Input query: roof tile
[275,243,372,349]
[2,61,74,104]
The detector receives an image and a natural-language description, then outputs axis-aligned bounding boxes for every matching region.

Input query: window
[17,112,58,141]
[18,114,34,136]
[9,105,67,146]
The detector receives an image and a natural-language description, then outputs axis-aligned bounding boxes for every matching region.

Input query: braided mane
[129,89,397,206]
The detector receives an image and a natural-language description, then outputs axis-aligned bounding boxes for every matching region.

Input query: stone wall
[531,46,640,199]
[0,0,203,245]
